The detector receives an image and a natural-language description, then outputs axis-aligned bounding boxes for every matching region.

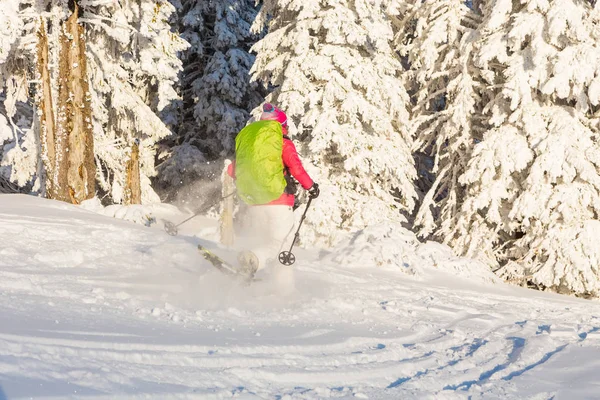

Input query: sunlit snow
[1,194,599,399]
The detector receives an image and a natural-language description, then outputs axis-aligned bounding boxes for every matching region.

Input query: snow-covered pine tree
[450,0,600,296]
[189,0,262,157]
[0,0,40,191]
[0,1,20,68]
[82,0,188,203]
[0,0,22,144]
[397,0,484,239]
[251,0,416,245]
[157,0,262,192]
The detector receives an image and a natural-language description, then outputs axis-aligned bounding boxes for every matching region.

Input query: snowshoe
[237,250,259,277]
[197,245,257,282]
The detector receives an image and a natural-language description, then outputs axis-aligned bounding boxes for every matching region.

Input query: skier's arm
[282,139,313,190]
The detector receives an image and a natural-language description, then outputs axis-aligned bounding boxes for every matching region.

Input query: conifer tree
[398,0,484,240]
[191,0,262,156]
[0,0,42,190]
[157,0,262,192]
[451,0,600,296]
[251,0,416,245]
[0,1,20,67]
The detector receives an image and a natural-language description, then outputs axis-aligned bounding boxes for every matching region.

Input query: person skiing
[227,103,319,277]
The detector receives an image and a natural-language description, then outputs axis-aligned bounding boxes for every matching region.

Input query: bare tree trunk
[220,160,235,246]
[36,18,63,200]
[124,139,142,205]
[55,19,74,202]
[37,2,95,204]
[61,1,95,204]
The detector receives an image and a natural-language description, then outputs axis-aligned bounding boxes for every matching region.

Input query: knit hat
[259,103,288,128]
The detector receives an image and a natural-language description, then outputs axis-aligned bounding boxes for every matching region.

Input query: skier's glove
[308,183,320,199]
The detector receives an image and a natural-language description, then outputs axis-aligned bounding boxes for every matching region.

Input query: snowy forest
[2,0,600,298]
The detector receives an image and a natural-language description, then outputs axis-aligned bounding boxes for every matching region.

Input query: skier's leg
[236,205,276,274]
[246,205,295,271]
[235,205,263,275]
[263,206,296,293]
[265,205,295,266]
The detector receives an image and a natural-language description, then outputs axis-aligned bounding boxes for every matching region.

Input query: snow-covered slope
[1,194,600,399]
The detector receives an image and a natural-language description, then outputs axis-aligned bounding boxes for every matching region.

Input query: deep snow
[1,194,600,399]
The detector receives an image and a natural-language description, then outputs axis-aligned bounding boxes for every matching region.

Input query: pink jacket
[228,137,314,206]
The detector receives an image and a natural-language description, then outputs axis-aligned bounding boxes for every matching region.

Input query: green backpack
[235,120,287,205]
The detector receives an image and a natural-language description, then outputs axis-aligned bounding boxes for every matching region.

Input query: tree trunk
[57,1,95,204]
[124,140,142,205]
[37,18,67,200]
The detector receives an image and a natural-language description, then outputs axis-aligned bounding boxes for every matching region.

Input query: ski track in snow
[1,195,600,399]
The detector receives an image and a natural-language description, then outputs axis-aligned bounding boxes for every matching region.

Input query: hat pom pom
[263,103,274,112]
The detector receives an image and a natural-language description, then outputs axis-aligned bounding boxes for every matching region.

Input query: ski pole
[164,191,236,236]
[163,213,200,236]
[278,196,313,266]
